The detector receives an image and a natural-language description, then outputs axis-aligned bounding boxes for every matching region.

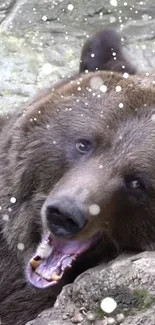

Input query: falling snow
[123,73,129,79]
[151,114,155,121]
[10,197,16,204]
[67,4,74,10]
[100,297,117,314]
[42,15,48,21]
[2,214,9,221]
[119,103,124,108]
[142,14,149,21]
[89,204,101,216]
[110,0,118,7]
[89,76,103,90]
[100,85,107,93]
[17,243,25,251]
[115,85,122,92]
[109,16,116,23]
[41,63,53,75]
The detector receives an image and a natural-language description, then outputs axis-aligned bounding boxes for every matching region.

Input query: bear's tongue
[27,233,96,289]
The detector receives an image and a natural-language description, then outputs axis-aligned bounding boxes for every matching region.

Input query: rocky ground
[1,0,155,324]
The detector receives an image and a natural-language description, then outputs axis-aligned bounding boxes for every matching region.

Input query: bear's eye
[76,139,93,154]
[125,175,147,192]
[128,180,141,189]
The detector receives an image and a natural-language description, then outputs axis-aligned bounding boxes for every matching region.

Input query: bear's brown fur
[0,30,155,325]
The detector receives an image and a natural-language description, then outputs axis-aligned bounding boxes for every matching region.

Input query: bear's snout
[46,198,87,237]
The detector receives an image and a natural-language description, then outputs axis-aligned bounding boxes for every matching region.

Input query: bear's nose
[46,198,87,237]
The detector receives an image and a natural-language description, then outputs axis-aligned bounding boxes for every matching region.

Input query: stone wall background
[1,0,155,113]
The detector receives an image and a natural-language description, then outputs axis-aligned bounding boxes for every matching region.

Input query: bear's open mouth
[27,232,100,289]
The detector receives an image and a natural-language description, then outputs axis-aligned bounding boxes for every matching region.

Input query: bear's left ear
[79,29,136,75]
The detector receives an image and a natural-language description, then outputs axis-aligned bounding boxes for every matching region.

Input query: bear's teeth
[35,269,61,282]
[36,241,53,259]
[50,272,62,281]
[30,256,42,269]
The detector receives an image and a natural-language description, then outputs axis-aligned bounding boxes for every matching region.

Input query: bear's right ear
[79,29,136,75]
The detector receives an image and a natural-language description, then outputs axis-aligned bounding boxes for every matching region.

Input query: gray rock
[26,252,155,325]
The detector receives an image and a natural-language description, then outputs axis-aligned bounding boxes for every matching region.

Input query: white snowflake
[151,114,155,121]
[123,72,129,79]
[17,243,25,251]
[89,76,103,90]
[2,214,9,221]
[109,16,116,23]
[99,164,103,169]
[67,4,74,10]
[42,15,48,21]
[110,0,117,7]
[124,2,127,6]
[100,85,107,93]
[115,85,122,92]
[91,53,95,57]
[119,103,124,108]
[41,63,53,75]
[10,197,16,204]
[100,297,117,314]
[142,14,149,21]
[89,204,101,216]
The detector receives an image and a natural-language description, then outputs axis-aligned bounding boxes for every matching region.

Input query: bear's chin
[26,232,101,289]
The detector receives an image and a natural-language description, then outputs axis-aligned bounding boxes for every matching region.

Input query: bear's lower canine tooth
[50,272,62,281]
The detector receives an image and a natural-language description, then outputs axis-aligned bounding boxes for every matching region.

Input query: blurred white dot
[109,16,116,23]
[100,297,117,314]
[110,0,117,6]
[17,243,25,251]
[123,72,129,79]
[119,103,124,108]
[77,87,81,91]
[112,52,116,56]
[91,53,95,57]
[10,197,16,204]
[99,164,103,169]
[100,85,107,93]
[142,14,149,21]
[142,44,146,50]
[151,114,155,121]
[41,63,53,75]
[67,4,74,10]
[42,15,47,21]
[124,2,127,5]
[3,214,9,221]
[115,85,122,92]
[89,76,103,90]
[89,204,101,216]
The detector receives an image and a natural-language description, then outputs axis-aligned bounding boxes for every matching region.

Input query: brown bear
[0,29,154,325]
